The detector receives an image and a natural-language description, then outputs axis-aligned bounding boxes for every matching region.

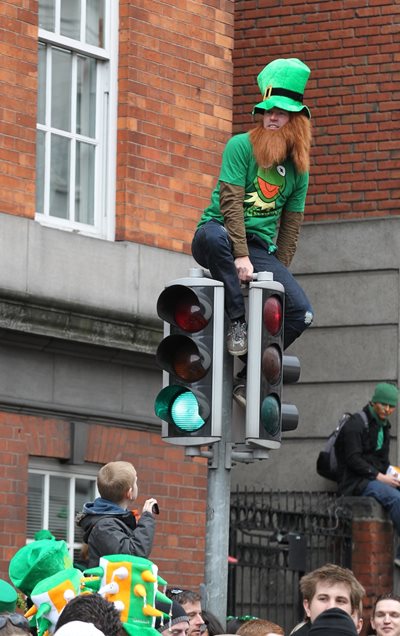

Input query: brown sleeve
[219,181,249,258]
[275,211,304,267]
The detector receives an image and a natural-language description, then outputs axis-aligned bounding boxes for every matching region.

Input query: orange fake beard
[249,113,312,174]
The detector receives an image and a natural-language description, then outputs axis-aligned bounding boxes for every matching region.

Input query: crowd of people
[0,460,399,635]
[1,558,400,635]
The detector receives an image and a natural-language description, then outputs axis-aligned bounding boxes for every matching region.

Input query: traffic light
[245,272,300,449]
[154,271,225,446]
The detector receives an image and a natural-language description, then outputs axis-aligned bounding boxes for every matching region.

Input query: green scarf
[368,404,388,450]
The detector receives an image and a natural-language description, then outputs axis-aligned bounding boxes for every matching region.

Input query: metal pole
[203,345,233,623]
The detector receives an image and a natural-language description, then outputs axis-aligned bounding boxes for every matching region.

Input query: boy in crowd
[77,460,158,567]
[290,563,365,635]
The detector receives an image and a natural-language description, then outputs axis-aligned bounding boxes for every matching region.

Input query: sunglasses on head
[0,613,30,631]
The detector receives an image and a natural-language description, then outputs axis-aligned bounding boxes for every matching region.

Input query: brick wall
[347,498,394,635]
[0,412,208,588]
[233,0,400,222]
[2,1,399,243]
[0,0,37,219]
[116,0,235,251]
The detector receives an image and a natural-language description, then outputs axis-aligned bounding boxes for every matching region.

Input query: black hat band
[263,85,304,102]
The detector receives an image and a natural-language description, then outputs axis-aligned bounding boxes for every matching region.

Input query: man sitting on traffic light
[191,57,313,370]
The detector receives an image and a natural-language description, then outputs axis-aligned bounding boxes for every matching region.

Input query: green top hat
[253,58,311,119]
[0,579,18,613]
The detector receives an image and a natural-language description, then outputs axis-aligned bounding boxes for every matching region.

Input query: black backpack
[316,410,368,482]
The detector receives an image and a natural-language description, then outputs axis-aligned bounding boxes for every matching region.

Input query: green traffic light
[260,394,280,437]
[154,385,205,432]
[171,391,205,432]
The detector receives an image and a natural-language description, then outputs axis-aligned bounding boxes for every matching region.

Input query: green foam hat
[9,540,73,596]
[253,58,311,118]
[372,382,399,407]
[34,529,56,541]
[0,579,18,612]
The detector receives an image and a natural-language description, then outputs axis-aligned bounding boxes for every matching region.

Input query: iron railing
[228,489,353,633]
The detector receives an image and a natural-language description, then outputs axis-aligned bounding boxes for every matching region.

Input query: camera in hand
[152,503,160,515]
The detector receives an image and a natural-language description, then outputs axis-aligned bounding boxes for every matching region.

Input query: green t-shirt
[198,132,309,248]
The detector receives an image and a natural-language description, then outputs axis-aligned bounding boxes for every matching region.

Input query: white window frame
[28,458,99,561]
[35,0,118,240]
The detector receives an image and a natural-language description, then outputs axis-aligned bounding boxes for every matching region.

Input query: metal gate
[228,489,353,633]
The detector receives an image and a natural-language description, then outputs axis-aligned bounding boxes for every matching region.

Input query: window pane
[60,0,81,41]
[39,0,55,31]
[76,142,95,224]
[36,130,45,214]
[38,44,47,125]
[74,478,96,544]
[50,135,70,219]
[51,48,72,132]
[86,0,105,47]
[27,473,45,539]
[49,476,69,541]
[77,56,96,137]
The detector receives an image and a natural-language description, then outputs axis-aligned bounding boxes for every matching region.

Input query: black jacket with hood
[335,404,391,496]
[77,497,155,568]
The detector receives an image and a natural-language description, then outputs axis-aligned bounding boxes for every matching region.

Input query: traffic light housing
[154,272,225,446]
[245,273,300,449]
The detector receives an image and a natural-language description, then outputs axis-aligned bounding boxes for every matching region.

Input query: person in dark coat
[335,382,400,565]
[308,608,358,636]
[76,460,157,567]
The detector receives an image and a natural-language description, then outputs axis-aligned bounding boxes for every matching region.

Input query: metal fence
[228,489,353,633]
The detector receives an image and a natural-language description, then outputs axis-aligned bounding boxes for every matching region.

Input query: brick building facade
[0,0,399,615]
[233,0,400,223]
[0,0,235,587]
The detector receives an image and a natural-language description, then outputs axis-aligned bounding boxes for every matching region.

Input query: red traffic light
[157,285,211,333]
[263,295,282,336]
[175,298,208,332]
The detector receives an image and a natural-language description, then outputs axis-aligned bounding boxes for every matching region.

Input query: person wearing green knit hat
[191,57,313,405]
[335,382,400,566]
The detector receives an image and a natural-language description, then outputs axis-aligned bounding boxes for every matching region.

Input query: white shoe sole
[227,346,248,356]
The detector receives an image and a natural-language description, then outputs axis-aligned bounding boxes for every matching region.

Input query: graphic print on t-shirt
[244,164,286,217]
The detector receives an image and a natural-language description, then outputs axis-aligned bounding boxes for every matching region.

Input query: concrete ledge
[338,496,391,522]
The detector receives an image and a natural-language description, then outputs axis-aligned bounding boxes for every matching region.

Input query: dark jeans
[191,220,313,349]
[362,480,400,537]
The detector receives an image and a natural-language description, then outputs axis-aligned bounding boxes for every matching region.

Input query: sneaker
[233,383,246,408]
[395,557,400,568]
[226,320,248,356]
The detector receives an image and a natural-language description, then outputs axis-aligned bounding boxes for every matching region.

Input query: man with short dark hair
[155,599,190,636]
[166,590,204,636]
[371,593,400,636]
